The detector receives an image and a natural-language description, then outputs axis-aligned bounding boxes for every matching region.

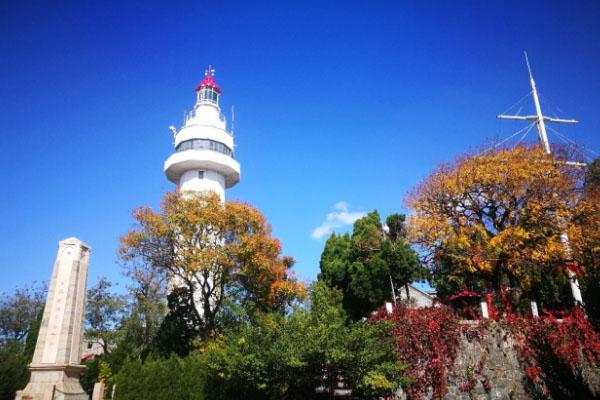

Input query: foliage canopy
[319,211,423,320]
[580,156,600,327]
[119,191,305,338]
[112,283,405,400]
[0,283,45,400]
[85,277,127,354]
[406,145,599,306]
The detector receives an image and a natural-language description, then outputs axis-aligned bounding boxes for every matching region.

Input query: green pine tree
[319,211,423,320]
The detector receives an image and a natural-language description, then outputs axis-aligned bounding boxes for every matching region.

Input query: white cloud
[311,201,366,240]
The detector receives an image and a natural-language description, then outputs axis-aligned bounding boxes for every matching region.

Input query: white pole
[385,302,394,316]
[525,52,551,154]
[389,275,397,305]
[561,233,585,306]
[480,302,489,319]
[530,301,539,318]
[231,105,235,137]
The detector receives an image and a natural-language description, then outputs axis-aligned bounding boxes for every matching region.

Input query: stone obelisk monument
[16,238,91,400]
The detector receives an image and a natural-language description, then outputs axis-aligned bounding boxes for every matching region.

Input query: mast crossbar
[497,114,578,124]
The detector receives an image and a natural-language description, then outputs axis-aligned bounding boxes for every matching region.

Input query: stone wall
[445,322,528,400]
[397,321,599,400]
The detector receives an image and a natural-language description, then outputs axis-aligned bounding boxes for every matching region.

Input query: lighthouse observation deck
[164,150,240,188]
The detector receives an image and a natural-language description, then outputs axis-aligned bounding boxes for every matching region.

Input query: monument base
[16,364,88,400]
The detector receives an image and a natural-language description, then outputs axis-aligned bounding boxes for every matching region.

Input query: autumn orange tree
[576,156,600,269]
[406,145,598,308]
[577,157,600,326]
[119,191,304,338]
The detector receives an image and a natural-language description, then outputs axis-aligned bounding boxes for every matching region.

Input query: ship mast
[497,52,584,306]
[497,52,578,154]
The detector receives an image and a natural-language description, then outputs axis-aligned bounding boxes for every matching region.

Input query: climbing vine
[373,305,464,399]
[374,304,600,399]
[505,307,600,398]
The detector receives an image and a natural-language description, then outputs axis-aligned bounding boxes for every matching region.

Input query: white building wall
[397,285,436,308]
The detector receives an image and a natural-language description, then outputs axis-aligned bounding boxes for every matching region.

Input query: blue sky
[1,1,599,293]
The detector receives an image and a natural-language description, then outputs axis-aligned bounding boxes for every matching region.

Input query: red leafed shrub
[505,307,600,398]
[372,305,462,399]
[374,304,600,399]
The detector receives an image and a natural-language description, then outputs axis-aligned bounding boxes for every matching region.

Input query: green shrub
[0,341,29,400]
[111,284,404,400]
[113,355,206,400]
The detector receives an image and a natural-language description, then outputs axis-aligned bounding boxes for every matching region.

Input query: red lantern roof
[195,65,221,93]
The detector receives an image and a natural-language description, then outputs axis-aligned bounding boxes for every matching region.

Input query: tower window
[198,87,219,105]
[198,171,204,179]
[176,139,232,157]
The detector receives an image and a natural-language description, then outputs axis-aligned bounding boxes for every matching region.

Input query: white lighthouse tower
[165,66,240,200]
